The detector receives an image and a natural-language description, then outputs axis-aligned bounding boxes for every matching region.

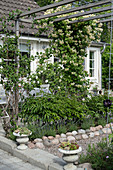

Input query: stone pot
[58,147,82,170]
[13,132,32,150]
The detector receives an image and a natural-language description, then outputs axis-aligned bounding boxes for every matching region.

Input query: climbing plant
[0,1,103,136]
[34,2,103,96]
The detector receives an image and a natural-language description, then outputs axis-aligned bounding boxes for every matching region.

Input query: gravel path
[43,134,108,158]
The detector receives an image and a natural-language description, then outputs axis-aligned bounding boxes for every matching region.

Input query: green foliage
[97,117,106,127]
[102,44,113,90]
[85,95,108,118]
[21,94,87,124]
[8,131,16,141]
[81,118,95,130]
[79,140,113,170]
[57,124,67,134]
[66,122,78,132]
[35,0,55,7]
[35,4,103,96]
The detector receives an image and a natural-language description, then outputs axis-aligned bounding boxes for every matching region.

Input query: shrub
[97,117,106,127]
[20,94,87,124]
[85,95,113,119]
[79,140,113,170]
[57,124,67,134]
[81,118,95,130]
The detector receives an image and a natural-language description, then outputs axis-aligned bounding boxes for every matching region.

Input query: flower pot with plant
[58,141,82,170]
[13,127,32,150]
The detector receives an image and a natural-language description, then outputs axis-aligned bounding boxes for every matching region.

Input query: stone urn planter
[13,127,32,150]
[58,142,82,170]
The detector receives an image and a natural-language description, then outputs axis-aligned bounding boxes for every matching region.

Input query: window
[19,43,31,75]
[89,51,95,77]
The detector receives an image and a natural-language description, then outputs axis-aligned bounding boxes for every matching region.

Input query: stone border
[28,123,113,149]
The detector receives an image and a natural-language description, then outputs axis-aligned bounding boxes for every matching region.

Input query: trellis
[14,0,113,146]
[15,0,113,94]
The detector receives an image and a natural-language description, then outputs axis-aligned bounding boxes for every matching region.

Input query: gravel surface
[43,134,108,158]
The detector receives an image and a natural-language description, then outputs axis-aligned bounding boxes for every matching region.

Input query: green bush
[79,140,113,170]
[81,118,95,130]
[85,95,113,119]
[57,124,67,134]
[20,94,87,124]
[66,122,78,132]
[97,117,106,127]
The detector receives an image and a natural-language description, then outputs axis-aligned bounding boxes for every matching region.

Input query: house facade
[0,0,103,97]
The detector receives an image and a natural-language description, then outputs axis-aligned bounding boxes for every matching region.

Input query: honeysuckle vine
[34,1,103,95]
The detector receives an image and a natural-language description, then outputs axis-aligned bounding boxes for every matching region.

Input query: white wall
[0,36,102,91]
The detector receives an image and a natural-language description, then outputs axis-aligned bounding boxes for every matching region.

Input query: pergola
[15,0,113,96]
[15,1,113,143]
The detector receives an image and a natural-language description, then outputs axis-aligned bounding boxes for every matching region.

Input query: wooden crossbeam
[19,5,112,24]
[19,0,76,17]
[19,18,33,23]
[34,0,111,20]
[69,12,113,24]
[99,18,113,22]
[54,6,111,22]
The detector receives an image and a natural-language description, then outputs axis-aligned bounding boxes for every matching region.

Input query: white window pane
[19,44,30,52]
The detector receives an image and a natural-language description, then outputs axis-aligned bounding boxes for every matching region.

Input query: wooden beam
[34,0,111,20]
[54,6,111,22]
[19,5,112,24]
[19,0,76,18]
[99,18,113,22]
[69,12,113,24]
[19,18,33,23]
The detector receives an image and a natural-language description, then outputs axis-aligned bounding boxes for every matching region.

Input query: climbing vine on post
[0,11,36,136]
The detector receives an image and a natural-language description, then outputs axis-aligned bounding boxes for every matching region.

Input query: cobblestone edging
[28,123,113,149]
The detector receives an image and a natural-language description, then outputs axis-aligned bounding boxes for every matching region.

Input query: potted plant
[13,127,32,150]
[58,141,82,170]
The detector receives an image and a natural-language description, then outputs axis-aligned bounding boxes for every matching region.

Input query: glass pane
[90,69,94,77]
[90,60,94,68]
[90,51,94,59]
[19,44,30,52]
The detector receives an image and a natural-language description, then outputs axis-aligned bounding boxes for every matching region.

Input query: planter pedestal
[13,132,31,150]
[58,147,82,170]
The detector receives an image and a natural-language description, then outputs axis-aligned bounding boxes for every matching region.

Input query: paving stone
[78,163,93,170]
[75,135,82,140]
[60,133,66,138]
[78,129,86,134]
[102,128,112,134]
[48,136,54,140]
[85,129,90,133]
[99,129,103,135]
[67,136,75,143]
[34,138,43,143]
[0,149,43,170]
[35,142,45,149]
[51,138,59,145]
[72,130,78,136]
[82,134,88,139]
[66,132,72,136]
[59,137,67,143]
[89,132,95,138]
[94,131,100,136]
[90,127,96,132]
